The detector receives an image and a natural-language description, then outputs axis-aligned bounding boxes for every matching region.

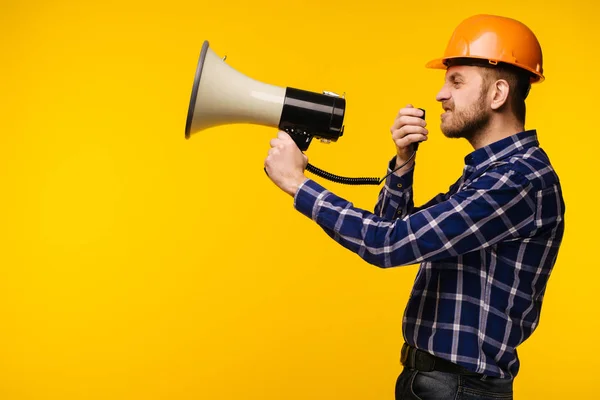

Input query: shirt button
[397,183,403,188]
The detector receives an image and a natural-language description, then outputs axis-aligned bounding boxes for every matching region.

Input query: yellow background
[1,0,597,398]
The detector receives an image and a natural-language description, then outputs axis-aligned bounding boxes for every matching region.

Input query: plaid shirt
[293,130,565,378]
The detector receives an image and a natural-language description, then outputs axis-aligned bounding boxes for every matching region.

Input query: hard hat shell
[426,14,544,83]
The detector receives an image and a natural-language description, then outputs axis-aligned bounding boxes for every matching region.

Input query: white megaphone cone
[185,41,287,138]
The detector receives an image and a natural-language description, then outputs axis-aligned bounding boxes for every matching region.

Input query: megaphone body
[185,40,424,186]
[185,41,345,151]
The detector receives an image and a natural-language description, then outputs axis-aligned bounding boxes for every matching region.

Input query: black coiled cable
[306,108,424,185]
[305,150,417,186]
[305,163,379,185]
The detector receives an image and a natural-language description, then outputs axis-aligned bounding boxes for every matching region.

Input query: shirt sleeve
[373,157,416,220]
[374,157,464,220]
[293,164,537,268]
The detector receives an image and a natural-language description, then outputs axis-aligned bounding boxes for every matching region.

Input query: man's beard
[441,88,490,141]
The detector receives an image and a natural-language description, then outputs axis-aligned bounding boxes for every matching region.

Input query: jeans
[395,367,514,400]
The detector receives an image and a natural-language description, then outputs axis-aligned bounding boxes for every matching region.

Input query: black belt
[401,343,482,376]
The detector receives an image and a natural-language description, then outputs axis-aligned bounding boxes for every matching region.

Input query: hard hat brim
[425,57,447,70]
[425,56,545,83]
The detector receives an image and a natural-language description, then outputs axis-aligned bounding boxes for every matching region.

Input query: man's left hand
[264,131,308,197]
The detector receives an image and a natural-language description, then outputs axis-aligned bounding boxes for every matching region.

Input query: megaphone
[184,41,424,186]
[185,40,345,152]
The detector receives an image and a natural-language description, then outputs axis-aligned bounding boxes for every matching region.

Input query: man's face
[435,65,491,140]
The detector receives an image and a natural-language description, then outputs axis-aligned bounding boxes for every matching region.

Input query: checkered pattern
[293,130,565,378]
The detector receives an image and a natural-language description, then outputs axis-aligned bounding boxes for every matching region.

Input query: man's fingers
[277,130,292,140]
[395,133,428,148]
[270,138,288,149]
[392,125,428,141]
[396,104,413,117]
[402,107,425,118]
[268,147,281,156]
[390,115,427,133]
[272,131,296,148]
[395,106,424,119]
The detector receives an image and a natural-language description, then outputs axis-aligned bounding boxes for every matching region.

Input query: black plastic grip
[414,108,426,151]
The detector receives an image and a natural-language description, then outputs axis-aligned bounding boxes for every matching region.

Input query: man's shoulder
[486,146,561,192]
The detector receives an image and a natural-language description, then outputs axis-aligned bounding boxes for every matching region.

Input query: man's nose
[436,86,450,102]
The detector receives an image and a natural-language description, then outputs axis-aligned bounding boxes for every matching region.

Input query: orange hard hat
[426,14,544,83]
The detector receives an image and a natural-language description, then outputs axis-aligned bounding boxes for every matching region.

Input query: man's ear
[490,79,510,111]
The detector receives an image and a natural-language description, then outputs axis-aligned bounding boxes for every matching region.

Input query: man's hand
[264,131,309,197]
[390,104,428,172]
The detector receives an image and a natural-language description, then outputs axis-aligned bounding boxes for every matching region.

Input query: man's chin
[441,124,463,139]
[443,132,463,139]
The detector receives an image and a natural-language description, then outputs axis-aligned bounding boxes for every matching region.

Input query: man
[264,14,565,400]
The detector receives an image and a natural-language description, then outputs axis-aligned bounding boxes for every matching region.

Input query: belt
[400,343,482,376]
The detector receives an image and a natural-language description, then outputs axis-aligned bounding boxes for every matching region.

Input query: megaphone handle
[263,128,310,177]
[263,132,305,178]
[286,130,312,152]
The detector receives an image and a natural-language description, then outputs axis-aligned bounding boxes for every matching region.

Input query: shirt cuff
[385,156,415,192]
[293,178,331,221]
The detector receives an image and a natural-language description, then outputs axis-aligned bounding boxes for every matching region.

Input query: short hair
[445,58,533,123]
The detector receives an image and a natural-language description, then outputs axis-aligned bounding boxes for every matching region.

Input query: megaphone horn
[185,40,345,152]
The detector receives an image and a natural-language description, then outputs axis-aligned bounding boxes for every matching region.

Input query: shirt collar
[464,129,539,170]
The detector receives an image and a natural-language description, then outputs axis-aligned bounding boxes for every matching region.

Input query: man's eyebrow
[447,72,465,81]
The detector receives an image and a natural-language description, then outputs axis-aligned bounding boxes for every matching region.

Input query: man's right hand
[390,104,428,172]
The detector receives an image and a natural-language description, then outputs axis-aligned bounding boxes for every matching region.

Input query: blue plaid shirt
[293,130,565,378]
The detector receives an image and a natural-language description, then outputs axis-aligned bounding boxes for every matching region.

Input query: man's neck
[468,116,525,150]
